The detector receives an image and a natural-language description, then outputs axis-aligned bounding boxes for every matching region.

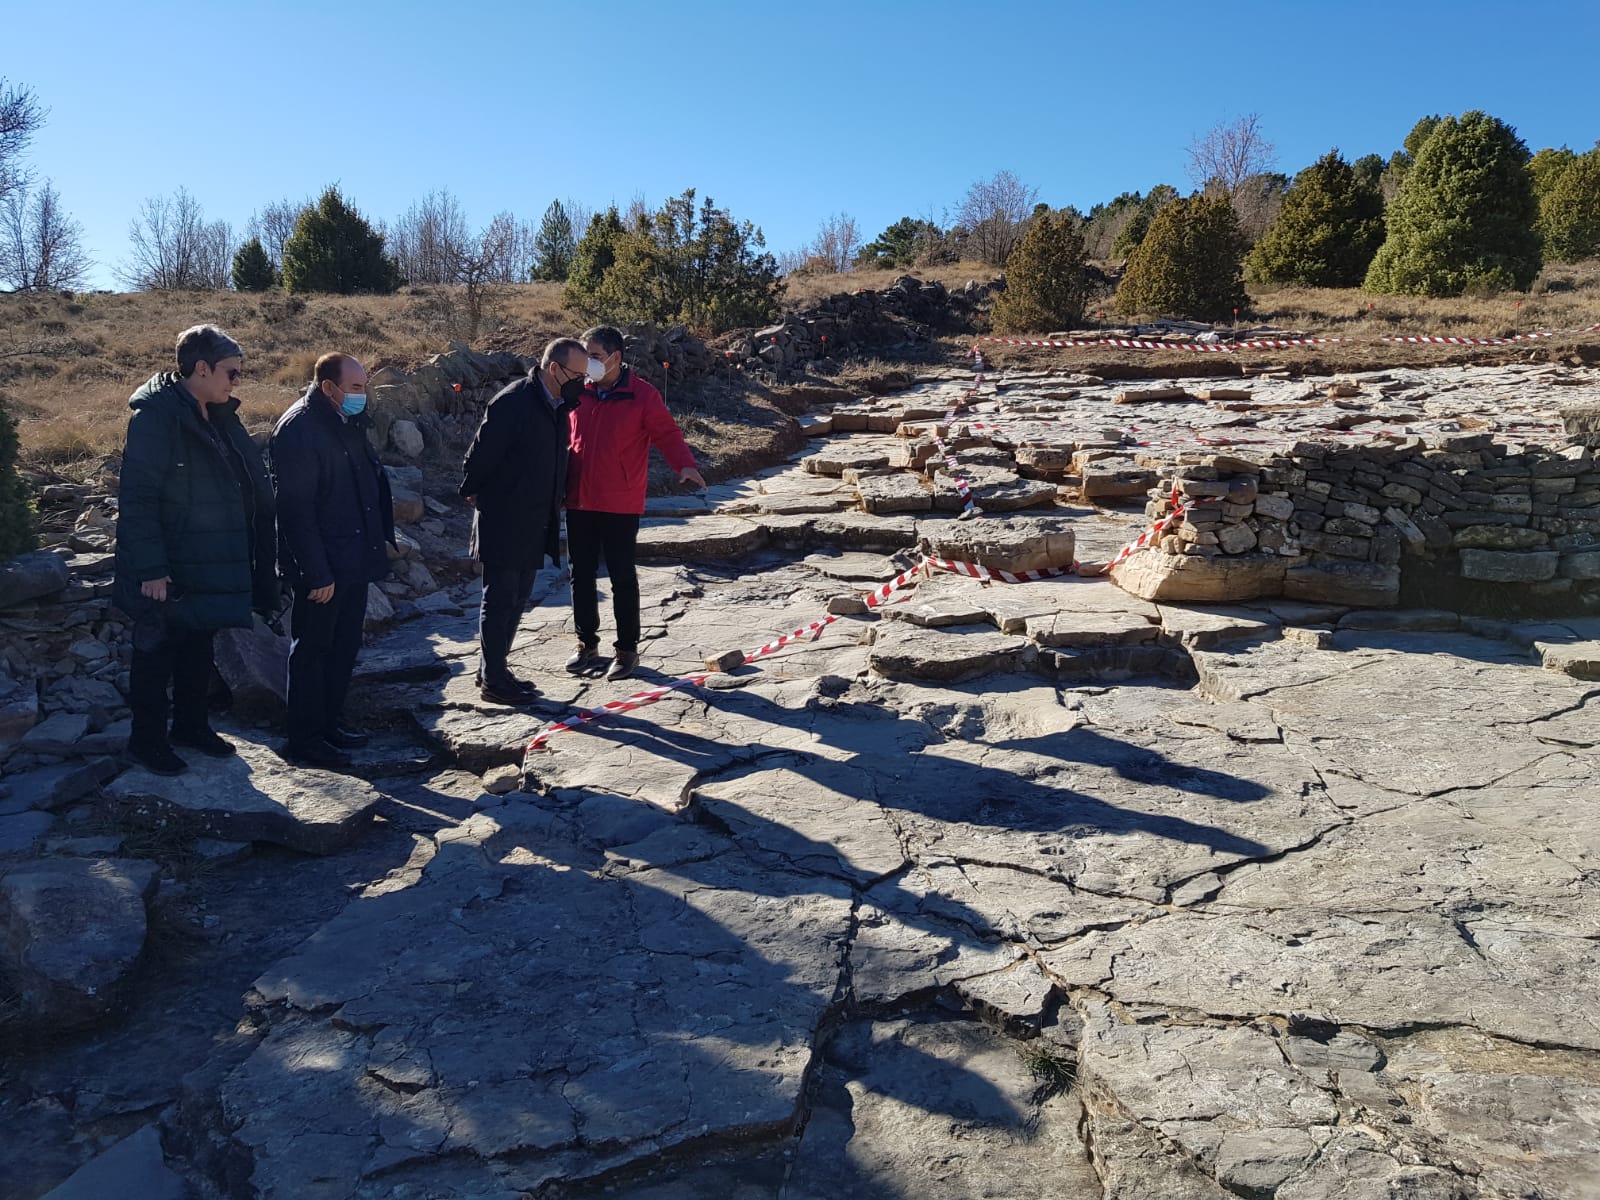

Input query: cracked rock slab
[0,858,158,1030]
[220,806,854,1196]
[784,1016,1101,1199]
[104,740,382,854]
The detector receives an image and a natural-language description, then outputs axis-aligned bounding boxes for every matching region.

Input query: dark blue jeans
[478,563,538,686]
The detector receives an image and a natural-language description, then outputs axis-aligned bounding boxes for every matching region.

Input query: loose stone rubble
[3,360,1599,1199]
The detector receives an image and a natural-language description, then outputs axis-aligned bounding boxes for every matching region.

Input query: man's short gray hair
[541,337,586,369]
[581,326,626,358]
[176,324,244,377]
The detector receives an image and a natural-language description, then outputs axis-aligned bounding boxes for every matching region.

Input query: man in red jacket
[565,325,705,681]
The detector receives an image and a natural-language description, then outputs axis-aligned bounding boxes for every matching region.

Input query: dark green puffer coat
[113,374,278,630]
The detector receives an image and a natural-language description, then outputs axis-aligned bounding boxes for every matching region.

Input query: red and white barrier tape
[977,335,1344,353]
[523,550,1087,755]
[1378,323,1600,345]
[923,556,1077,584]
[978,321,1600,354]
[1099,494,1194,574]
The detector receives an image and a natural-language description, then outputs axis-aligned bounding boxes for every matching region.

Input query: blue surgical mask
[339,392,367,417]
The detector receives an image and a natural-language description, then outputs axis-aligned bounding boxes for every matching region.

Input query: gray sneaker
[565,642,601,673]
[605,650,640,682]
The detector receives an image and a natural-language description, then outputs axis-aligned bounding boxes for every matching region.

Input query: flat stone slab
[0,810,54,854]
[803,443,894,476]
[1,758,119,813]
[1112,550,1287,603]
[932,466,1059,513]
[1537,638,1600,680]
[855,472,933,513]
[801,552,901,582]
[1025,609,1159,648]
[636,515,769,562]
[919,513,1077,574]
[104,741,382,854]
[220,807,855,1196]
[0,858,157,1030]
[786,1016,1099,1198]
[1158,603,1283,648]
[868,621,1031,682]
[37,1126,184,1200]
[0,550,69,609]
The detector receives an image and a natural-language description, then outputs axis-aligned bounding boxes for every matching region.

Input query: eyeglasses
[225,368,242,382]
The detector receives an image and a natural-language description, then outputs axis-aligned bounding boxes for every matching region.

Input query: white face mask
[585,356,608,382]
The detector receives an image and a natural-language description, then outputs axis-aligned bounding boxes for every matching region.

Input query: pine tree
[564,193,781,334]
[990,210,1091,332]
[531,199,577,281]
[563,208,627,316]
[1535,148,1600,263]
[1246,151,1384,287]
[1111,185,1178,258]
[1115,194,1247,322]
[231,236,277,291]
[0,391,36,561]
[1364,111,1541,296]
[281,186,401,295]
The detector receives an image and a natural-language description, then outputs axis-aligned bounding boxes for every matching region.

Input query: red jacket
[565,369,698,515]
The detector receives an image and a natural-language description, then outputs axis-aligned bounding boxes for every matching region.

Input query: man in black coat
[114,324,279,776]
[460,337,587,704]
[270,353,395,768]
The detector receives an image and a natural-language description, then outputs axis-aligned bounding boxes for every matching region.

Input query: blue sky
[7,0,1599,290]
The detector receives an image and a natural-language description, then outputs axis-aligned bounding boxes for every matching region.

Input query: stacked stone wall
[1115,411,1600,611]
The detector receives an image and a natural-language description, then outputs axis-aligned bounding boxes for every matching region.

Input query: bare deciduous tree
[1186,114,1280,238]
[0,180,92,290]
[801,212,862,273]
[449,214,525,339]
[245,196,309,272]
[118,188,233,290]
[623,190,652,231]
[481,211,538,284]
[0,78,45,211]
[564,198,594,243]
[389,189,470,284]
[956,170,1038,267]
[1186,113,1276,194]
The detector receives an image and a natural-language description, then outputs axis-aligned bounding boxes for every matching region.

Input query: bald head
[315,353,368,408]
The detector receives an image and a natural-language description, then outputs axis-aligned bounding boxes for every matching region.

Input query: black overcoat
[270,387,396,589]
[113,374,277,630]
[459,373,572,570]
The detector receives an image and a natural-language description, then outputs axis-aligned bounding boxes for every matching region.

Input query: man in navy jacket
[270,353,394,768]
[460,338,587,704]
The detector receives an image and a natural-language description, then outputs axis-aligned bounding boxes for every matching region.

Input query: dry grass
[0,283,573,468]
[1249,260,1600,339]
[780,259,1000,303]
[7,260,1600,469]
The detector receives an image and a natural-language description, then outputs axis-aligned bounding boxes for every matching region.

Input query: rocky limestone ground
[4,362,1600,1200]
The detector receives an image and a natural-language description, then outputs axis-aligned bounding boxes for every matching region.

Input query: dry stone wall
[1114,432,1600,611]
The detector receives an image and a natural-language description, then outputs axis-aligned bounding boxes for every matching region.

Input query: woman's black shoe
[171,725,237,757]
[281,738,353,770]
[128,741,189,776]
[324,726,370,750]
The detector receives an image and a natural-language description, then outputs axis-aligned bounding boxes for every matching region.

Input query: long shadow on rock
[597,690,1272,865]
[207,799,1027,1197]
